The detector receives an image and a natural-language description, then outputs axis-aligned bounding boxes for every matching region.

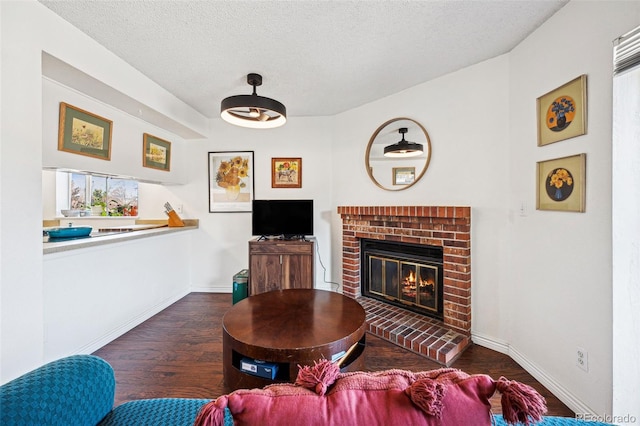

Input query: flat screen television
[252,199,313,238]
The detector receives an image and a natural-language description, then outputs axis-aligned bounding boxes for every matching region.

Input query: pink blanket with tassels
[195,361,546,426]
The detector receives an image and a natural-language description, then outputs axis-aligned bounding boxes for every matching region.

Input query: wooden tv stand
[248,237,314,295]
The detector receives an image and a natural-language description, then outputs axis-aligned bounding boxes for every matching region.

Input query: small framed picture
[143,133,171,171]
[58,102,112,160]
[537,75,587,146]
[272,157,302,188]
[208,151,254,213]
[392,167,415,185]
[536,153,586,212]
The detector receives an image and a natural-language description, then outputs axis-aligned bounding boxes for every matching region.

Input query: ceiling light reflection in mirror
[365,117,432,191]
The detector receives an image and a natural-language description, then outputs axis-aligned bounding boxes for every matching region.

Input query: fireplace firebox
[361,239,443,321]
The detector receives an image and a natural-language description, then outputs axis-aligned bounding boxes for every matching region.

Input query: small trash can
[232,269,249,304]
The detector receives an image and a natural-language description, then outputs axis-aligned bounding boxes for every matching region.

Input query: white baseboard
[190,283,333,293]
[471,331,596,417]
[75,289,191,355]
[471,332,509,355]
[190,284,231,293]
[191,283,337,293]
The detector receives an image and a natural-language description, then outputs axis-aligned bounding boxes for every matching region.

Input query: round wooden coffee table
[223,289,366,390]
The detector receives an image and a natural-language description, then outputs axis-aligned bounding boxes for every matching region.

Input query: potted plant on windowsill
[92,189,107,216]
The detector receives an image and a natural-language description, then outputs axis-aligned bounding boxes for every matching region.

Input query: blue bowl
[47,226,92,238]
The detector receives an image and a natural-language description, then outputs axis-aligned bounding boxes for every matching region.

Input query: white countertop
[43,221,198,254]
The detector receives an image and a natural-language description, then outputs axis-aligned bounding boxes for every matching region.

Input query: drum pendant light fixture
[220,73,287,129]
[384,127,424,157]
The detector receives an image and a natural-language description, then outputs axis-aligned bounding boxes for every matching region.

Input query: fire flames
[401,269,435,299]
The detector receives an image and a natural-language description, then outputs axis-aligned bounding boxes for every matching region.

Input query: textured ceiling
[39,0,568,119]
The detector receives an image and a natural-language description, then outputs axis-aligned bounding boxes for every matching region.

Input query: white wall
[42,78,188,185]
[1,0,48,383]
[331,54,511,340]
[507,1,640,417]
[1,0,206,382]
[43,232,193,362]
[177,116,336,292]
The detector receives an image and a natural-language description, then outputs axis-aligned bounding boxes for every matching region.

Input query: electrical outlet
[576,347,588,372]
[176,204,183,214]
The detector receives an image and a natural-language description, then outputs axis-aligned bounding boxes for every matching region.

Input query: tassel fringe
[496,377,547,426]
[295,359,341,396]
[193,396,228,426]
[405,377,446,417]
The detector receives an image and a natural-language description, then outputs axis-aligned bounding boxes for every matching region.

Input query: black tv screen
[252,199,314,238]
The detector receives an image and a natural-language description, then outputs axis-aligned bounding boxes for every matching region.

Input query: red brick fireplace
[337,206,471,364]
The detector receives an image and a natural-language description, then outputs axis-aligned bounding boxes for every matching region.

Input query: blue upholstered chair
[0,355,115,425]
[98,398,212,425]
[0,354,225,426]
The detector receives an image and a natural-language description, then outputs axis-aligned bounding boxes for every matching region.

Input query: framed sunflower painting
[208,151,254,213]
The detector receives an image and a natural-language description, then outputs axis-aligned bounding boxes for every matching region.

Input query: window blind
[614,25,640,75]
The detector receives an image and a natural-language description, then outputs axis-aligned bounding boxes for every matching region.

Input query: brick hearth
[337,206,471,365]
[358,297,469,365]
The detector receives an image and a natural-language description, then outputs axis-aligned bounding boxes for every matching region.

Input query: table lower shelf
[224,335,366,390]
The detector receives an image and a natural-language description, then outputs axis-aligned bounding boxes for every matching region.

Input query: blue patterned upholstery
[0,355,115,426]
[493,414,613,425]
[98,399,232,426]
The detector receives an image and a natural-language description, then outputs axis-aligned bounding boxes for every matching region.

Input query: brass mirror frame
[365,117,432,191]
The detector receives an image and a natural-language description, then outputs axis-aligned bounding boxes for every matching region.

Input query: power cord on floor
[314,237,341,292]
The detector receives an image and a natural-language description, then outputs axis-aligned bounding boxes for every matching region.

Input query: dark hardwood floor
[93,292,573,416]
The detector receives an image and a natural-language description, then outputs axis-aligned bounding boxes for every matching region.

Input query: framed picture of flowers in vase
[537,75,587,146]
[208,151,254,213]
[271,157,302,188]
[536,153,586,212]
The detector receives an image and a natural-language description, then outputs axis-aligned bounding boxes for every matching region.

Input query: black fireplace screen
[362,239,443,320]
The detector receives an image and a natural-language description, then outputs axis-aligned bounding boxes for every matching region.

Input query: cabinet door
[281,254,313,290]
[249,254,282,295]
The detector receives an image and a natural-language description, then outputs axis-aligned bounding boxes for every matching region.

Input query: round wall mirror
[365,117,432,191]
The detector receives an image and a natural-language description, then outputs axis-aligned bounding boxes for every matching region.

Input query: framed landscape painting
[58,102,112,160]
[208,151,254,213]
[536,153,586,212]
[537,75,587,146]
[143,133,171,171]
